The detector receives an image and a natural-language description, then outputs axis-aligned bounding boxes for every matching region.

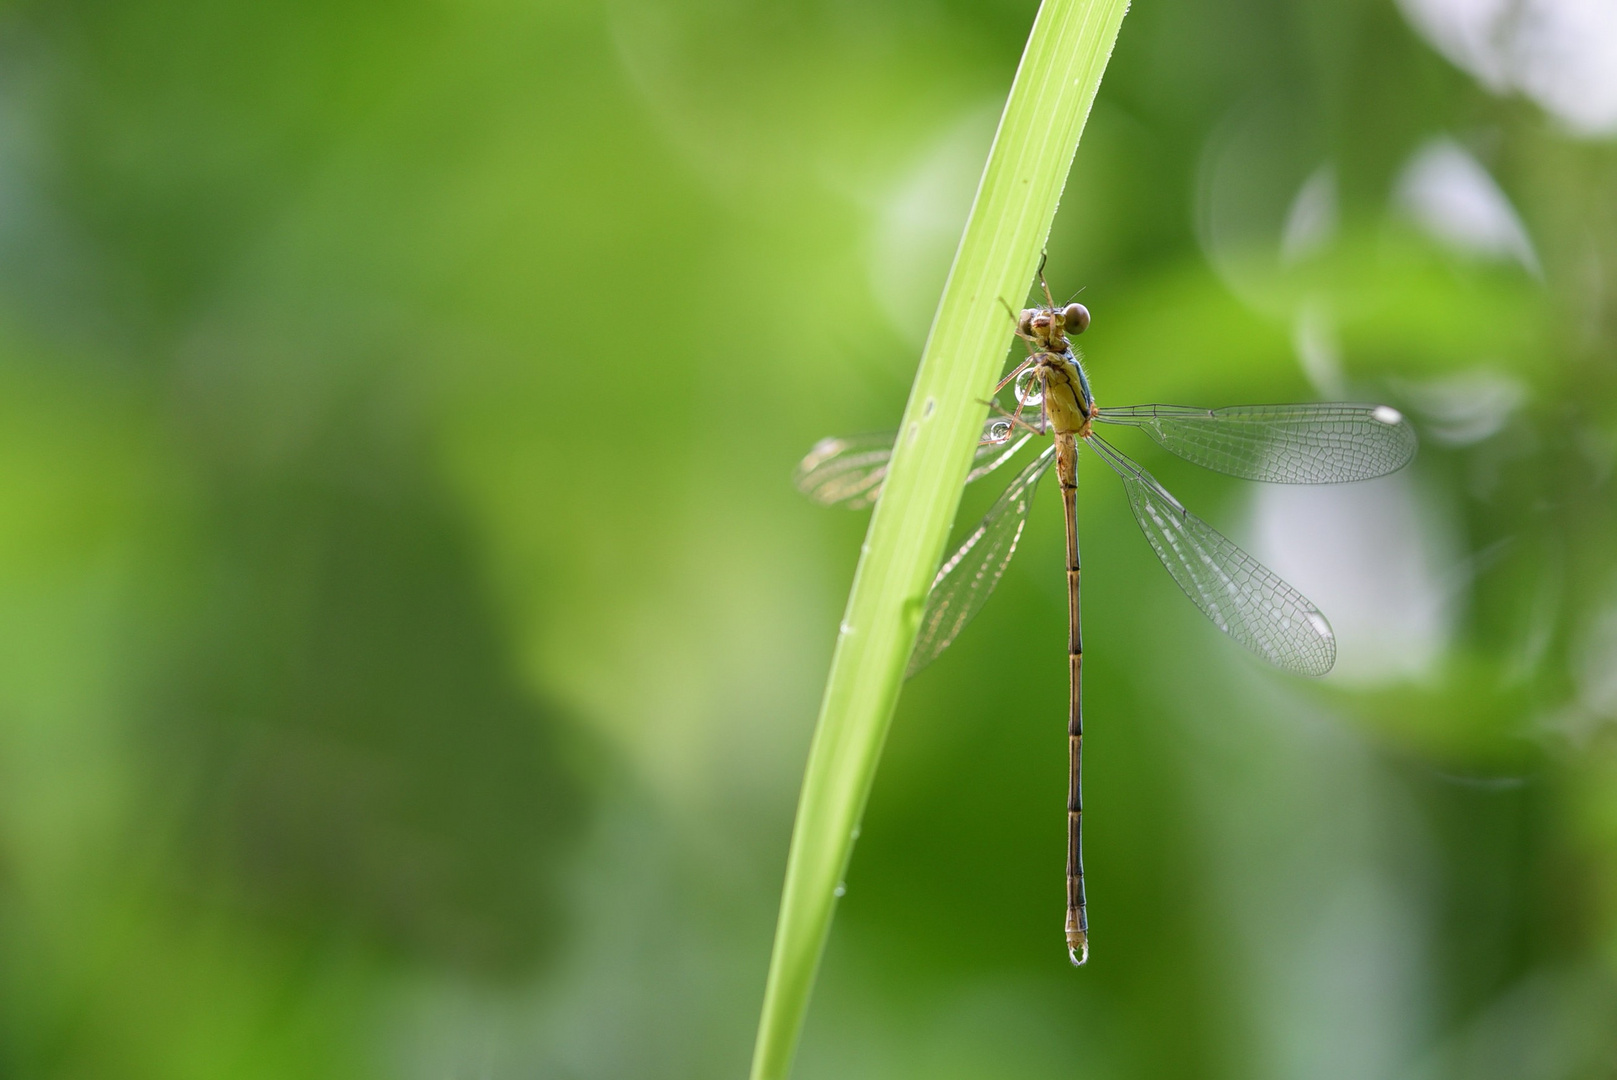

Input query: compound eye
[1063,303,1090,335]
[1017,310,1035,335]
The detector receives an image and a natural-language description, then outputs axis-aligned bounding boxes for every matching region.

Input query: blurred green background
[0,0,1615,1076]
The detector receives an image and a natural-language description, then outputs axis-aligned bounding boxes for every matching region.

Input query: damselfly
[795,281,1417,966]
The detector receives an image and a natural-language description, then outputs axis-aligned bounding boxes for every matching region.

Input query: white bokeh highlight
[1396,0,1617,137]
[1249,474,1460,685]
[1394,138,1541,275]
[1281,165,1339,265]
[1392,368,1528,446]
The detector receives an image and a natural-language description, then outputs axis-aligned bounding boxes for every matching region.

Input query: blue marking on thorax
[1066,350,1094,412]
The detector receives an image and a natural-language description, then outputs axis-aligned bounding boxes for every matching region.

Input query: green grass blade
[749,0,1131,1076]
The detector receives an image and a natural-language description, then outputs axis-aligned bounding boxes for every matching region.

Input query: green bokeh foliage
[0,0,1612,1077]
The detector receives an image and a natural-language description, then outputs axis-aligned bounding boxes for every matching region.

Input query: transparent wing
[907,445,1056,678]
[794,432,896,509]
[1095,403,1416,484]
[1088,434,1336,676]
[795,417,1041,509]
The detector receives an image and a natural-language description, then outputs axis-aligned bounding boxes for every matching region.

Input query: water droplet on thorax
[1015,368,1044,407]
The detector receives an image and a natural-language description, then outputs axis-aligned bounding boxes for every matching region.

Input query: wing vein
[1087,434,1336,675]
[1095,402,1416,484]
[907,445,1056,677]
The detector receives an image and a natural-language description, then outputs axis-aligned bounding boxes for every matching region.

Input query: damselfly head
[1019,307,1058,339]
[1018,303,1088,347]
